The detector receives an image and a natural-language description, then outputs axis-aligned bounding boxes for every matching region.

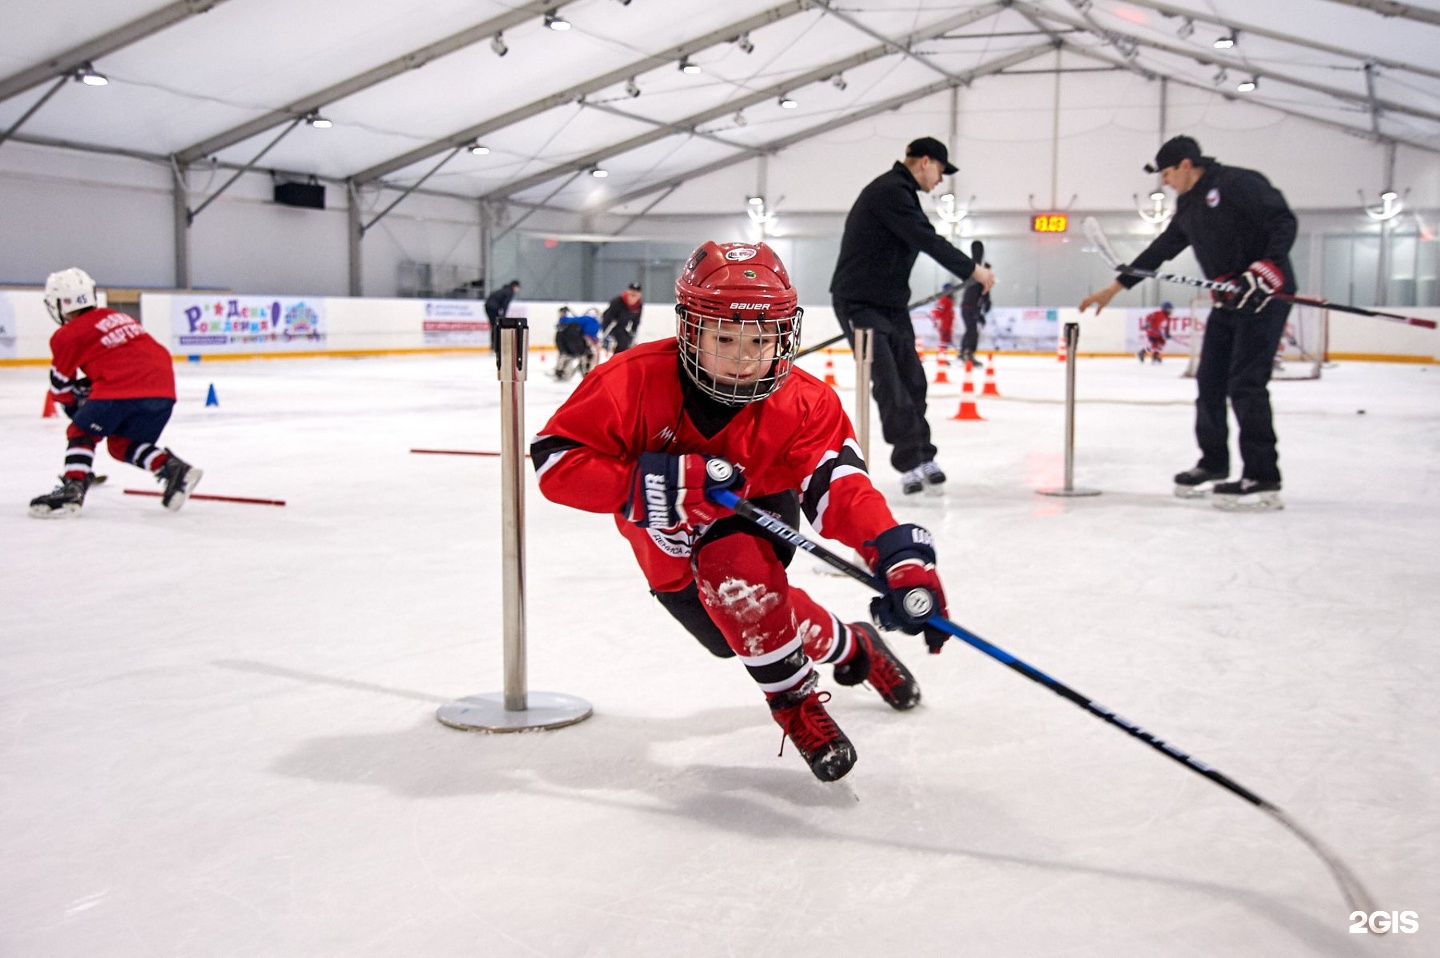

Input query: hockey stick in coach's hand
[1081,216,1437,330]
[708,486,1377,914]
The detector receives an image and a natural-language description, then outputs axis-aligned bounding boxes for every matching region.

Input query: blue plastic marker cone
[205,383,218,407]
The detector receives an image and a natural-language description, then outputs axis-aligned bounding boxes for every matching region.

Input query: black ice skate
[158,451,204,511]
[833,622,921,711]
[28,475,90,519]
[1212,478,1283,512]
[1173,465,1227,499]
[900,467,925,496]
[767,676,857,782]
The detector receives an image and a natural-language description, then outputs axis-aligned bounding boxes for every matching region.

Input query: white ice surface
[2,352,1437,957]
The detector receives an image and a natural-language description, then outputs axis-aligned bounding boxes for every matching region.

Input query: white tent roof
[2,0,1437,214]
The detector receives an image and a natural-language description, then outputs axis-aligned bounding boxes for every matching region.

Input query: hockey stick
[971,239,985,265]
[1082,217,1437,330]
[798,278,973,358]
[709,486,1377,914]
[796,334,847,360]
[124,489,287,507]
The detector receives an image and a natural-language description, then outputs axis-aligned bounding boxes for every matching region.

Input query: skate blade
[1213,491,1283,512]
[923,482,945,498]
[29,502,82,519]
[165,467,204,512]
[1173,484,1213,499]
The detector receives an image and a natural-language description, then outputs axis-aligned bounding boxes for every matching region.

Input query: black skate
[833,622,921,711]
[900,467,925,496]
[28,476,89,519]
[768,676,856,782]
[918,460,946,497]
[1212,478,1283,512]
[1173,465,1227,500]
[158,451,203,511]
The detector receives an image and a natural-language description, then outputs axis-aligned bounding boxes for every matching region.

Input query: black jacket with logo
[830,162,976,310]
[1124,162,1297,293]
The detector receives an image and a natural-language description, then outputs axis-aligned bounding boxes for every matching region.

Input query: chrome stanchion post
[853,327,874,466]
[1038,322,1101,498]
[437,315,593,732]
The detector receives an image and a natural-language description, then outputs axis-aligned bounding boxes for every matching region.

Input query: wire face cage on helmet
[674,241,803,406]
[43,268,98,325]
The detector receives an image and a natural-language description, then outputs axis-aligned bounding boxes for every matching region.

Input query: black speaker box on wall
[274,181,326,209]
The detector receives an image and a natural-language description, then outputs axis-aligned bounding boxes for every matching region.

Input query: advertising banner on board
[171,295,327,353]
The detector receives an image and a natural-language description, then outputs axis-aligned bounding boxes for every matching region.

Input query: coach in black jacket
[1080,135,1297,511]
[831,137,994,496]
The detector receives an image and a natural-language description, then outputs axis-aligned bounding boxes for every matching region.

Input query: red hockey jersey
[49,307,175,401]
[1141,309,1171,340]
[532,339,897,592]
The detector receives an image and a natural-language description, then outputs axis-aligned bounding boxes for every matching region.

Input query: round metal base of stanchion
[436,691,593,733]
[1036,487,1102,497]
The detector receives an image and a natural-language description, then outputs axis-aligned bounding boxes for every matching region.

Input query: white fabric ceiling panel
[1,0,1436,217]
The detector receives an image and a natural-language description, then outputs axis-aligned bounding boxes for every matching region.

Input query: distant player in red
[1139,301,1173,364]
[29,268,203,518]
[931,286,956,351]
[531,241,953,782]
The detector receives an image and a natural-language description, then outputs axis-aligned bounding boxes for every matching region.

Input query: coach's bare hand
[1079,281,1124,315]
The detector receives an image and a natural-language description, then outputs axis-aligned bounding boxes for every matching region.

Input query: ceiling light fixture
[1214,32,1236,49]
[491,33,508,57]
[469,142,490,156]
[305,111,332,129]
[679,56,700,75]
[747,196,765,207]
[831,74,848,91]
[73,62,108,86]
[733,111,748,127]
[778,95,797,109]
[624,77,640,98]
[1237,76,1258,92]
[590,166,608,178]
[734,33,754,54]
[545,9,571,31]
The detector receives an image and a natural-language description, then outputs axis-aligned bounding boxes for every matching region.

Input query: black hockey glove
[624,453,744,531]
[1231,260,1284,313]
[864,523,951,653]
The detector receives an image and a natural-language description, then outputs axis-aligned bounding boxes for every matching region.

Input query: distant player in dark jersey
[552,306,603,381]
[531,241,953,782]
[1139,301,1173,364]
[29,268,203,518]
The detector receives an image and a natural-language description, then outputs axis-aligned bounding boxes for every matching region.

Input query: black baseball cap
[906,137,958,175]
[1144,135,1211,174]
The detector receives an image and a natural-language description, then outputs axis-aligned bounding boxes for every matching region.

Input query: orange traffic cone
[933,348,951,385]
[42,390,57,418]
[981,354,1001,397]
[823,350,838,387]
[950,361,984,421]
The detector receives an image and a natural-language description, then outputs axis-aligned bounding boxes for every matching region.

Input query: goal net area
[1183,298,1329,381]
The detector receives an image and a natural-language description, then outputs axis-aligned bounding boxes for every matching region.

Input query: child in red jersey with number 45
[531,241,954,782]
[29,268,202,518]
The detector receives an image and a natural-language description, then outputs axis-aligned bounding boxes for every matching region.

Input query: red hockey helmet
[674,241,803,405]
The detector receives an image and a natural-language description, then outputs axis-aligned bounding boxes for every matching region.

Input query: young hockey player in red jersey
[28,268,203,518]
[1139,301,1173,364]
[531,241,952,783]
[931,285,956,352]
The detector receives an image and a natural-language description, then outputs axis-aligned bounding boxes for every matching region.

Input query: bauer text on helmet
[675,241,803,406]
